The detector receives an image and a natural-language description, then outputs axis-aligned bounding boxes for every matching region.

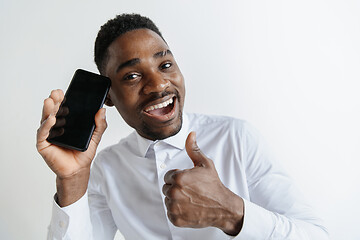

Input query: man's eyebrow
[153,49,173,58]
[116,58,140,73]
[115,50,172,73]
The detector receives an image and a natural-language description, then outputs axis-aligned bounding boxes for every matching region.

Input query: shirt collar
[162,112,189,150]
[135,113,189,157]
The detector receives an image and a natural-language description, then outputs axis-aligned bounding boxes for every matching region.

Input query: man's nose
[142,72,170,95]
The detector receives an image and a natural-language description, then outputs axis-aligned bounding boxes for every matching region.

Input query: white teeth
[145,98,173,112]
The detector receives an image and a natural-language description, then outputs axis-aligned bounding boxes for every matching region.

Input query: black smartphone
[47,69,111,152]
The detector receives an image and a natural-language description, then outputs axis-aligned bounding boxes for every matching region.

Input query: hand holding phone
[47,69,111,151]
[36,69,110,206]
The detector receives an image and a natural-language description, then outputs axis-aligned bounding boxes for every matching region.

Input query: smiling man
[37,14,329,239]
[102,28,185,141]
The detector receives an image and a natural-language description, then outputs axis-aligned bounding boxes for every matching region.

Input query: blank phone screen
[47,69,111,151]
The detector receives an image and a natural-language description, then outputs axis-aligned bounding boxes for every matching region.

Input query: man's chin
[139,112,183,140]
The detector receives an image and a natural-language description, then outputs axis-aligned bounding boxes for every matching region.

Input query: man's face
[104,29,185,140]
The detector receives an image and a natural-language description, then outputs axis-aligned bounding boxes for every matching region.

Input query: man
[37,14,329,239]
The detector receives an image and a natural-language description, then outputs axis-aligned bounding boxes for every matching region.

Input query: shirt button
[59,221,65,228]
[160,163,166,169]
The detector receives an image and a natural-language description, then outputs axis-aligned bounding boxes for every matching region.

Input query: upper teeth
[145,98,173,112]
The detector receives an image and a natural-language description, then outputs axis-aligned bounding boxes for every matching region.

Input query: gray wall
[1,0,359,239]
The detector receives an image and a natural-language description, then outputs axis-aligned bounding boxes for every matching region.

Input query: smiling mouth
[144,97,175,117]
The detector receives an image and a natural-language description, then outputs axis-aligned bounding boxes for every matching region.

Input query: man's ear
[104,93,114,107]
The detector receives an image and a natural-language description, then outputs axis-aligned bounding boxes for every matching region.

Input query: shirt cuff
[48,192,91,240]
[234,199,275,239]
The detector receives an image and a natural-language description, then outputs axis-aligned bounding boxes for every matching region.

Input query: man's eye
[160,62,172,70]
[123,73,140,81]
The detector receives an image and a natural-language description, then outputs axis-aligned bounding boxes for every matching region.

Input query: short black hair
[94,13,164,74]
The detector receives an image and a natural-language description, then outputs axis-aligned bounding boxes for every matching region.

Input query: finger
[165,204,185,227]
[164,198,181,217]
[52,117,66,128]
[41,98,55,124]
[50,90,65,117]
[164,169,180,184]
[88,108,107,148]
[165,196,170,208]
[41,89,64,124]
[47,127,65,139]
[56,106,69,118]
[185,131,212,168]
[36,114,56,151]
[162,184,171,197]
[162,184,187,202]
[50,89,65,106]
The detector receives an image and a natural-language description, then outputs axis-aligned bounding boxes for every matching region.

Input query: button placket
[59,220,66,228]
[154,142,169,171]
[160,162,167,169]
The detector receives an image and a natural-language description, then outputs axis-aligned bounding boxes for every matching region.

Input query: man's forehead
[108,29,167,56]
[105,29,171,75]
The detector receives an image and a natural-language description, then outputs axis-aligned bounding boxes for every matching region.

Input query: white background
[1,0,359,239]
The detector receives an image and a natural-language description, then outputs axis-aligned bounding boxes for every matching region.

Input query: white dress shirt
[48,113,329,240]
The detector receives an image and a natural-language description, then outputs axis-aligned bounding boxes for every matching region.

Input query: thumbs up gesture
[162,132,244,236]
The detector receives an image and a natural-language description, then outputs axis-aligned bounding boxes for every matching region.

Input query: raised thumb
[185,131,209,167]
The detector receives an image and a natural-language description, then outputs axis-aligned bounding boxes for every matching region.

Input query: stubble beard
[137,88,184,140]
[140,110,183,140]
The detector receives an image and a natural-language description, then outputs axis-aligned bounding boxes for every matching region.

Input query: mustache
[138,90,180,111]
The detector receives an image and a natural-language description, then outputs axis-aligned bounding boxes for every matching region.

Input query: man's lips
[142,96,177,121]
[144,97,173,112]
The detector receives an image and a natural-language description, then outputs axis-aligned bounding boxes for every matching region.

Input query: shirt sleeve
[47,193,93,240]
[233,121,329,239]
[47,160,117,240]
